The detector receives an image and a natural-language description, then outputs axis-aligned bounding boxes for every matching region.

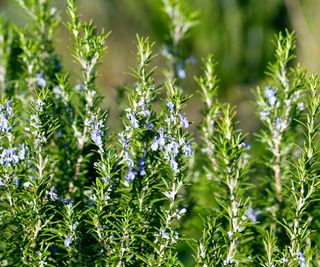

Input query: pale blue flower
[75,84,83,91]
[137,100,150,117]
[167,101,174,112]
[57,198,73,205]
[119,133,129,150]
[0,113,10,132]
[18,144,27,160]
[23,181,32,188]
[127,113,139,128]
[5,100,13,117]
[169,158,179,171]
[246,207,262,222]
[13,177,19,186]
[64,236,74,247]
[265,86,276,106]
[123,152,134,168]
[0,101,13,133]
[125,170,136,182]
[179,113,189,128]
[147,122,154,130]
[0,148,19,166]
[176,65,186,79]
[182,142,192,156]
[297,102,304,111]
[137,156,146,176]
[177,69,186,79]
[36,73,46,88]
[151,140,159,151]
[297,251,305,267]
[53,86,62,98]
[151,128,166,151]
[158,128,166,147]
[259,111,269,120]
[275,117,282,131]
[48,187,58,201]
[91,129,102,146]
[166,141,179,155]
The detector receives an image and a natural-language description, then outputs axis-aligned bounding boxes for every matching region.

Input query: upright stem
[273,136,282,203]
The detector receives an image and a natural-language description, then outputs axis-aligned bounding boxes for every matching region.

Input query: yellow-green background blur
[1,0,320,136]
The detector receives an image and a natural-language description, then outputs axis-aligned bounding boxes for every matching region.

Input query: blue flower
[18,144,27,160]
[119,133,129,150]
[57,198,74,205]
[0,101,13,133]
[182,142,192,156]
[167,101,174,112]
[13,177,19,186]
[297,251,305,267]
[53,86,63,98]
[0,178,4,186]
[179,113,189,128]
[64,236,74,247]
[246,207,262,222]
[36,73,47,88]
[123,152,134,168]
[5,100,13,117]
[91,129,102,146]
[259,111,269,120]
[147,122,154,130]
[176,64,186,79]
[91,120,104,148]
[177,69,186,79]
[0,148,19,166]
[265,86,276,106]
[127,112,139,128]
[48,187,58,201]
[169,158,179,172]
[125,170,136,182]
[75,84,83,91]
[151,128,166,151]
[151,140,159,151]
[0,113,10,132]
[275,117,282,131]
[158,128,166,147]
[137,100,150,117]
[137,156,146,176]
[166,141,179,155]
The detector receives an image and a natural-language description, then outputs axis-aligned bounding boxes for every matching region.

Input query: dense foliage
[1,0,320,266]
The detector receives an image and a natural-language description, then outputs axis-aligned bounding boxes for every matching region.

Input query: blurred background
[1,0,320,135]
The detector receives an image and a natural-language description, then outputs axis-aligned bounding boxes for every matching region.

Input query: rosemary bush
[1,0,320,266]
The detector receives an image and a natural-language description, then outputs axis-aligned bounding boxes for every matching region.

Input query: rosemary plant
[0,0,320,266]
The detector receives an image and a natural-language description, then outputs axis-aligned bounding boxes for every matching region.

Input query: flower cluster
[259,85,278,121]
[150,95,193,174]
[151,127,192,172]
[0,144,26,166]
[0,100,13,133]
